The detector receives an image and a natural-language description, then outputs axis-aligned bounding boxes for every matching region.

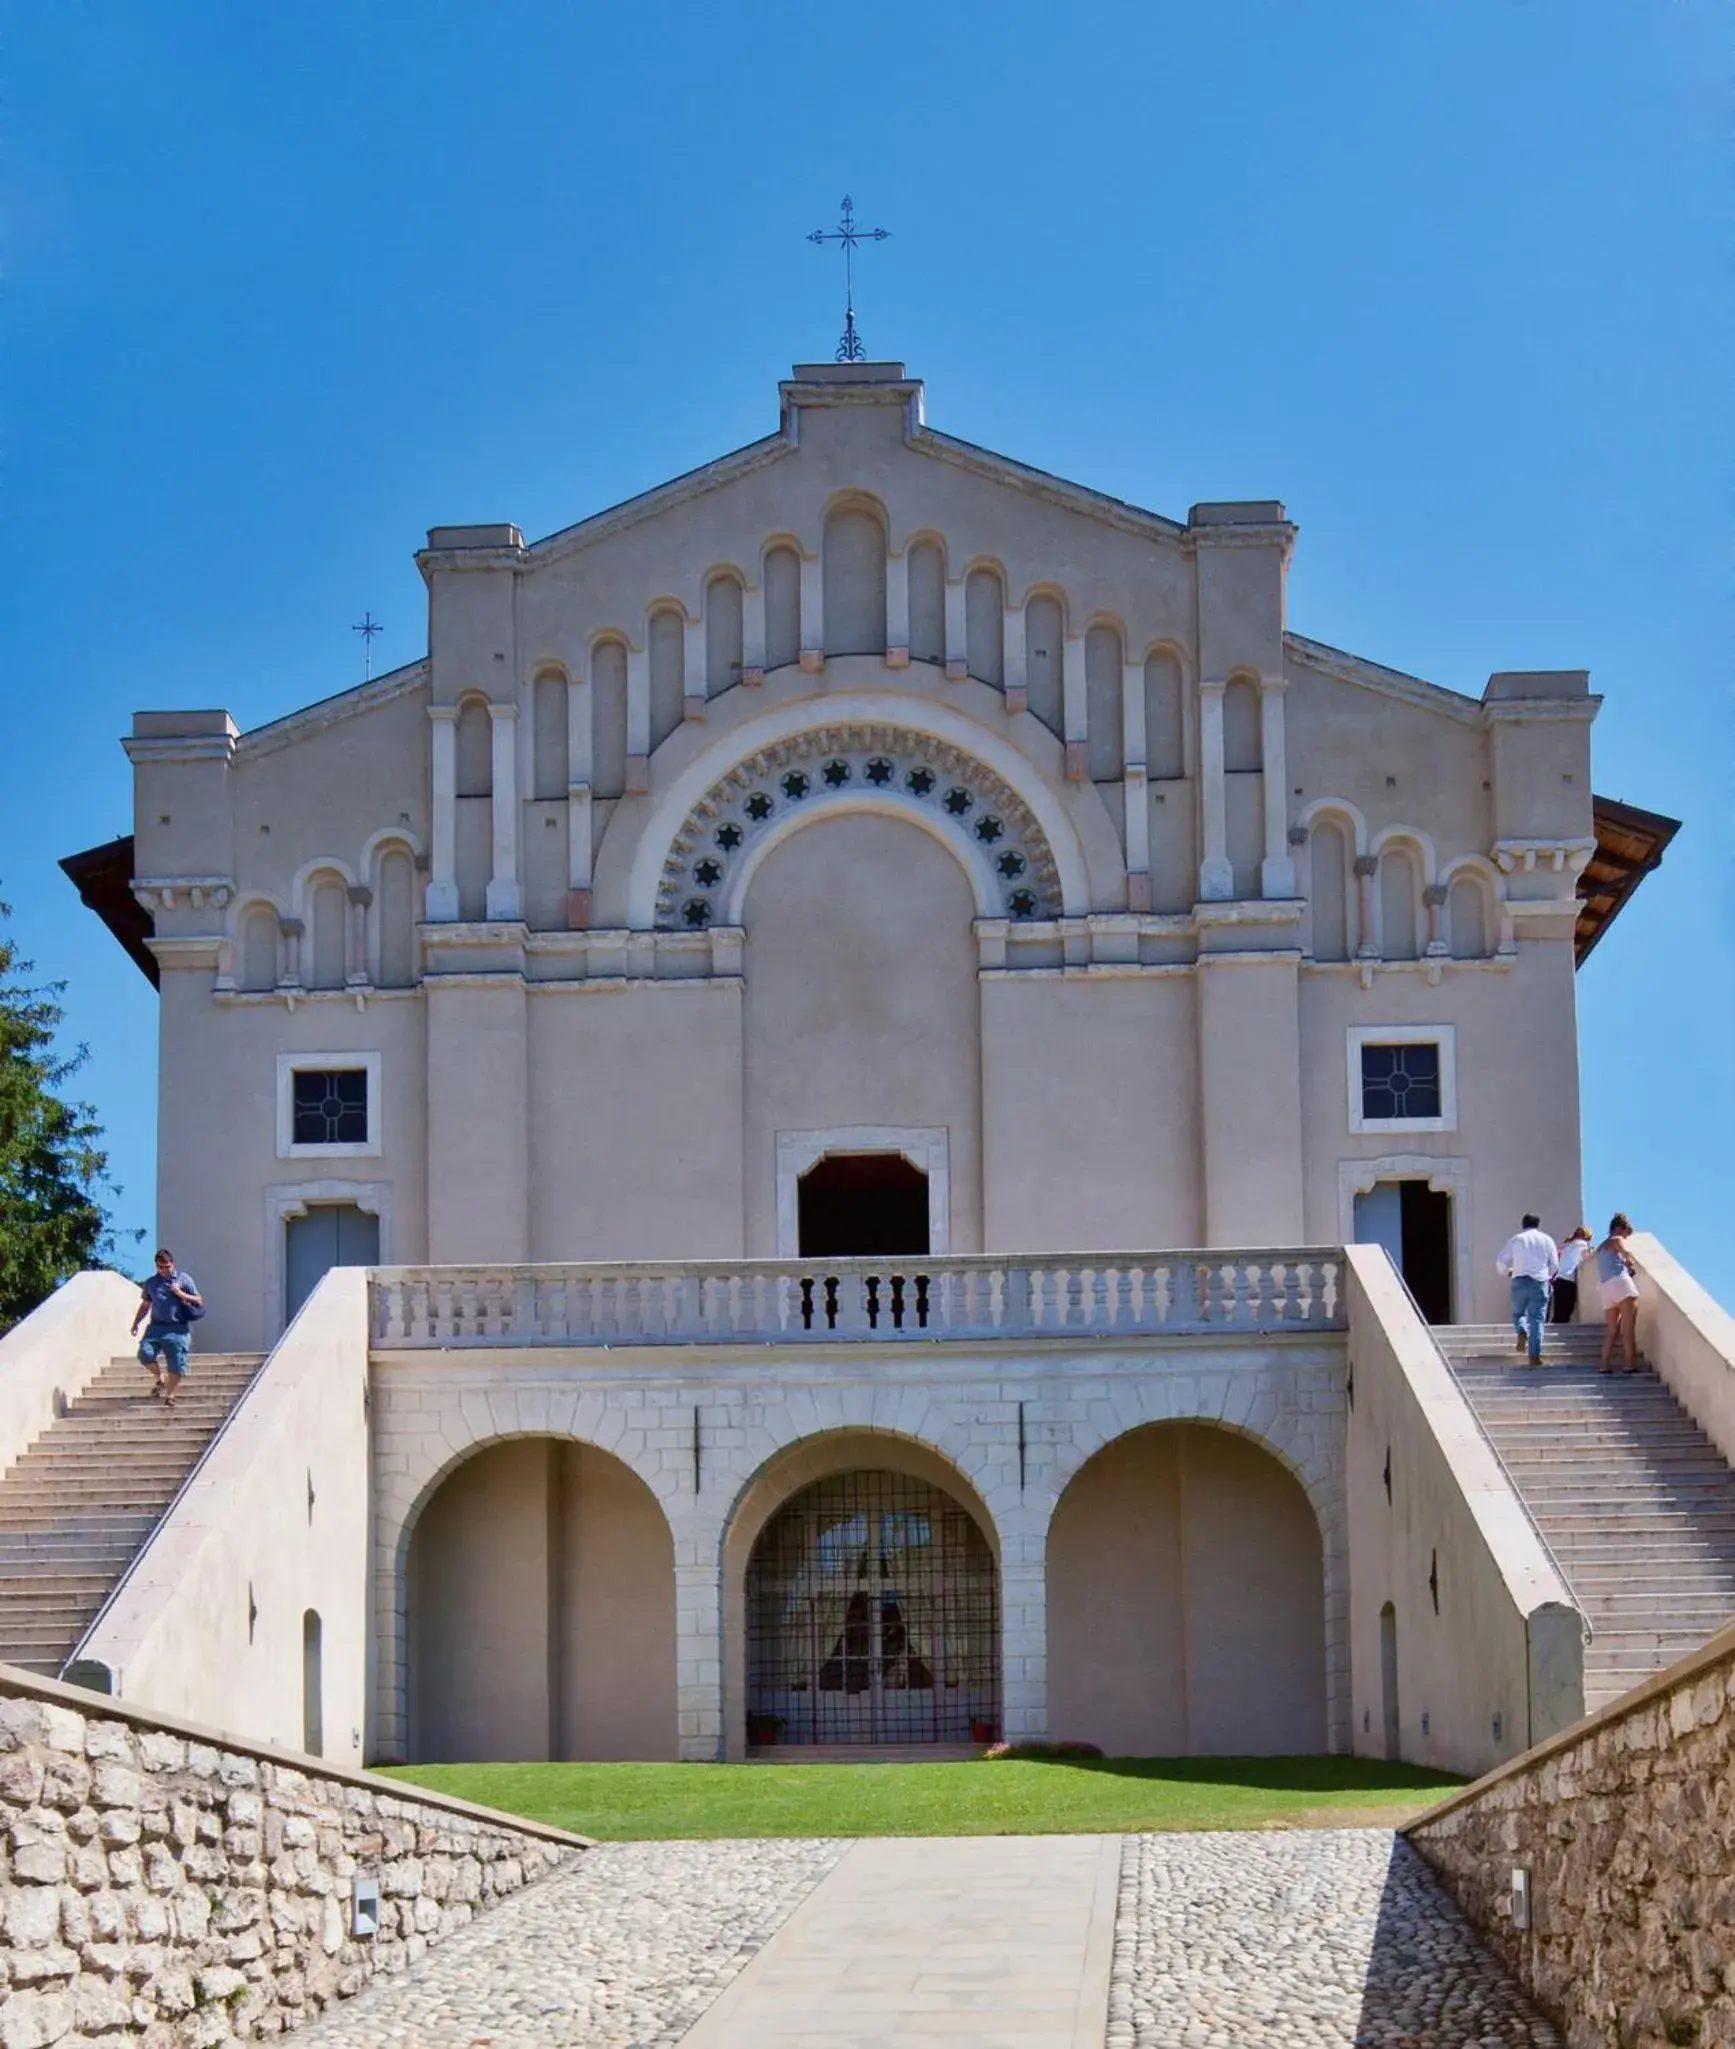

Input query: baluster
[514,1277,536,1338]
[1175,1261,1203,1327]
[1005,1264,1032,1334]
[1251,1259,1270,1326]
[1324,1256,1342,1323]
[834,1272,865,1333]
[1278,1260,1301,1324]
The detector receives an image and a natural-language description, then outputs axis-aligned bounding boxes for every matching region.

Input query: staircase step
[1455,1353,1735,1713]
[0,1351,265,1671]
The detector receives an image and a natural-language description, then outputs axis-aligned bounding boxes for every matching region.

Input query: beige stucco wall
[79,1267,372,1767]
[1630,1230,1735,1466]
[154,964,427,1355]
[0,1270,140,1477]
[980,972,1202,1254]
[1047,1421,1326,1755]
[525,981,746,1263]
[1300,940,1584,1325]
[126,363,1602,1367]
[742,813,981,1253]
[1342,1245,1583,1777]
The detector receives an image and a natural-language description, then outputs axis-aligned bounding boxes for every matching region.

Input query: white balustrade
[370,1251,1344,1348]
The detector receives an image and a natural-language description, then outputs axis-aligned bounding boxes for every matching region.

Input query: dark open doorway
[797,1153,930,1258]
[1353,1179,1453,1324]
[1399,1183,1453,1324]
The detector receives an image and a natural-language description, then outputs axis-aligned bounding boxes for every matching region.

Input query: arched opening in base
[745,1468,998,1748]
[1047,1422,1326,1756]
[406,1437,677,1763]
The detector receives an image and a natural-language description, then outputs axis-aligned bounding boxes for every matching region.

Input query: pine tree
[0,895,130,1327]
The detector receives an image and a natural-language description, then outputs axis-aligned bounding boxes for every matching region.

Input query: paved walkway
[298,1828,1559,2048]
[681,1834,1120,2048]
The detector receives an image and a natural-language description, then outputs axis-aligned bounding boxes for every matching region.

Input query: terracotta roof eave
[59,836,157,989]
[1575,795,1681,967]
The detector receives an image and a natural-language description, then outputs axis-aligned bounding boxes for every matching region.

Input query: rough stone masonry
[0,1666,579,2047]
[1408,1621,1735,2049]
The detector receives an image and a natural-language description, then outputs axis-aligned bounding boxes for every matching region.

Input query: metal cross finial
[807,195,890,363]
[351,611,382,682]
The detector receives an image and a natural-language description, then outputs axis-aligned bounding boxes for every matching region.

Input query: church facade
[93,363,1632,1768]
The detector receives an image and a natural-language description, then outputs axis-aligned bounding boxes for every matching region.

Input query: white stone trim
[774,1126,950,1258]
[263,1179,390,1344]
[1338,1152,1473,1323]
[275,1051,383,1160]
[1346,1024,1457,1135]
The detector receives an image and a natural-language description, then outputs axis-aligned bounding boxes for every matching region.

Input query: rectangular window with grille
[291,1068,368,1146]
[1360,1042,1440,1123]
[1347,1025,1457,1133]
[277,1052,382,1158]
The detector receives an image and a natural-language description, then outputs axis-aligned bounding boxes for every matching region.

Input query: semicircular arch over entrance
[725,1426,1011,1762]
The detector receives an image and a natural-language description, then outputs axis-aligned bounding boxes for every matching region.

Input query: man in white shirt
[1496,1214,1559,1367]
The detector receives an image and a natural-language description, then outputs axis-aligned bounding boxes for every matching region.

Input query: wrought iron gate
[745,1470,1000,1746]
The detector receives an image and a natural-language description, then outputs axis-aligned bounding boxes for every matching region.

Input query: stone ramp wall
[0,1661,583,2046]
[1405,1619,1735,2049]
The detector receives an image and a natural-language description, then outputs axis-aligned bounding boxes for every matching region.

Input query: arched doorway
[1046,1423,1326,1756]
[744,1469,999,1748]
[406,1437,677,1763]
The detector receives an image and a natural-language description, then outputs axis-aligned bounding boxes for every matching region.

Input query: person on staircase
[1551,1225,1593,1324]
[130,1248,203,1410]
[1495,1213,1558,1368]
[1595,1214,1641,1375]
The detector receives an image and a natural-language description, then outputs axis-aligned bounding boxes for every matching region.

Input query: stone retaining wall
[1406,1621,1735,2049]
[0,1663,582,2046]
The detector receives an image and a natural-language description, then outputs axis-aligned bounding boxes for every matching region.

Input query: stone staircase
[1440,1321,1735,1713]
[0,1352,264,1677]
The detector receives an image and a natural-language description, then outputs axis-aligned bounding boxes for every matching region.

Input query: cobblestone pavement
[1107,1828,1561,2049]
[293,1837,844,2048]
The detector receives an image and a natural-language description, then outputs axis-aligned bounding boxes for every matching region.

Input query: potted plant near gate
[746,1711,784,1747]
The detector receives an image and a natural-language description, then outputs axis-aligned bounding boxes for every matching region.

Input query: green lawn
[379,1756,1460,1841]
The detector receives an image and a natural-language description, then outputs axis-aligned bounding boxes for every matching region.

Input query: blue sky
[3,1,1729,1304]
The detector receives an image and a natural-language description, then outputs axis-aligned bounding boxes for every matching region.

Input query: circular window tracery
[655,724,1062,931]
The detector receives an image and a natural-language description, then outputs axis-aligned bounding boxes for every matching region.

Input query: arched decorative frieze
[653,723,1063,931]
[1438,852,1514,958]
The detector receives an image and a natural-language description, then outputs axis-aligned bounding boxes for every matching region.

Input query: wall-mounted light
[1510,1867,1531,1932]
[352,1877,381,1939]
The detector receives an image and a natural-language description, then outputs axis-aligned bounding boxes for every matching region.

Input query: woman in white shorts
[1595,1213,1639,1374]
